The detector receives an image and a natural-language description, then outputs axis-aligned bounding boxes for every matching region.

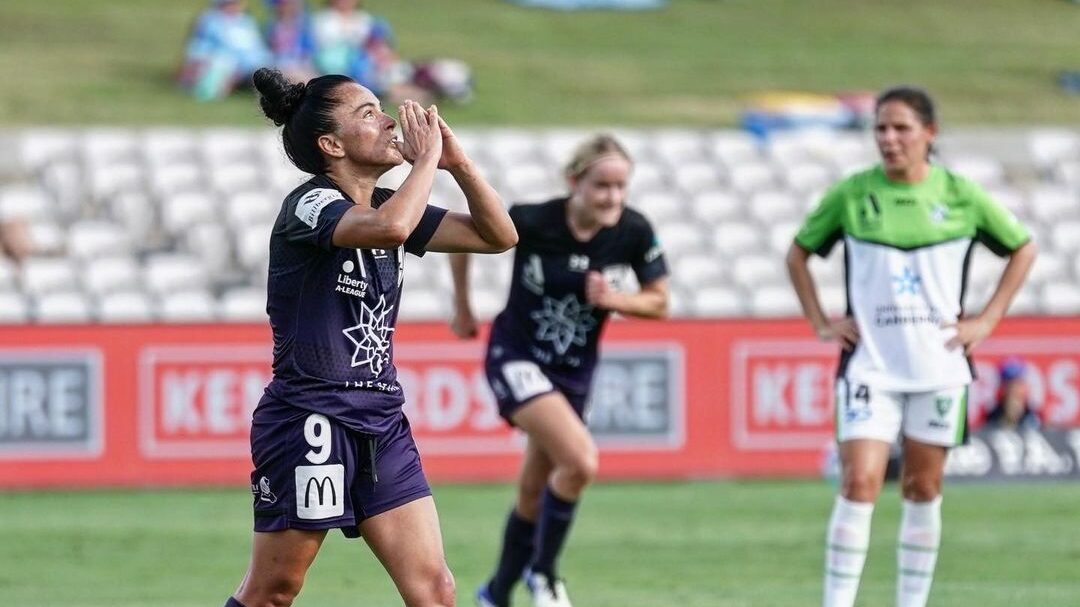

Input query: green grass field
[0,0,1078,127]
[2,480,1078,606]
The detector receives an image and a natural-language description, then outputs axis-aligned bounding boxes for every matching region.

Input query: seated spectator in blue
[178,0,272,101]
[983,357,1042,430]
[265,0,318,83]
[311,0,411,99]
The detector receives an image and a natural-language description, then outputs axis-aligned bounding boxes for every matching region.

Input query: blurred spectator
[178,0,273,101]
[0,218,35,263]
[311,0,473,104]
[265,0,318,83]
[982,357,1041,430]
[312,0,407,98]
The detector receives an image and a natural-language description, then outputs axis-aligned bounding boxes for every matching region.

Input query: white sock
[897,496,942,607]
[824,495,874,607]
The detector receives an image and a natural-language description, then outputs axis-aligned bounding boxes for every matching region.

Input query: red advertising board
[0,317,1077,488]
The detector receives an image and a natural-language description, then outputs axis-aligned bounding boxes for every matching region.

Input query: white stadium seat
[768,220,801,255]
[87,160,142,202]
[946,155,1005,188]
[1041,282,1080,315]
[0,258,17,291]
[708,131,760,167]
[79,129,137,166]
[748,190,800,225]
[396,287,450,321]
[20,257,76,296]
[143,253,210,296]
[83,256,140,296]
[141,128,198,166]
[727,161,776,194]
[691,286,744,317]
[35,291,92,324]
[199,129,256,167]
[751,285,802,317]
[1025,251,1067,285]
[1029,186,1077,224]
[159,289,218,322]
[673,253,723,290]
[185,222,233,277]
[629,161,666,193]
[818,285,848,317]
[656,221,708,258]
[653,130,705,165]
[26,221,66,255]
[219,287,267,322]
[236,225,271,270]
[731,253,785,290]
[0,185,53,221]
[0,291,30,323]
[226,190,279,229]
[690,189,743,224]
[808,255,844,288]
[148,162,203,198]
[470,286,505,320]
[98,291,155,323]
[1027,129,1079,171]
[671,161,722,193]
[635,191,685,224]
[16,129,75,172]
[68,220,130,259]
[711,220,763,257]
[208,161,261,194]
[779,161,832,194]
[1050,220,1080,255]
[161,191,216,233]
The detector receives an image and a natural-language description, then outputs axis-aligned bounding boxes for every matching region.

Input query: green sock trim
[829,543,868,555]
[900,568,934,578]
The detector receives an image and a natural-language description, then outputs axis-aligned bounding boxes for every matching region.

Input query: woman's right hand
[449,305,478,339]
[816,317,860,350]
[396,100,442,165]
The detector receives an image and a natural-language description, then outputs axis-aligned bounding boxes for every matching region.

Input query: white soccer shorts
[834,378,968,447]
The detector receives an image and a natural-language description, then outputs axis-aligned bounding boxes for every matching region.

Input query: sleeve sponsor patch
[295,188,345,229]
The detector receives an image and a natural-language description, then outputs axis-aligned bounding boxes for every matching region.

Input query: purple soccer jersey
[486,198,668,415]
[261,174,448,433]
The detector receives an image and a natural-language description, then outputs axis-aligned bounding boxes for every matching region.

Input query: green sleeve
[794,182,846,256]
[968,180,1030,256]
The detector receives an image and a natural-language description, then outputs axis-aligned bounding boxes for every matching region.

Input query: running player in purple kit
[449,135,670,607]
[223,68,517,607]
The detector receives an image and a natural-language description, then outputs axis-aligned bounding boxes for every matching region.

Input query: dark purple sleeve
[632,218,668,285]
[403,204,449,257]
[282,191,353,252]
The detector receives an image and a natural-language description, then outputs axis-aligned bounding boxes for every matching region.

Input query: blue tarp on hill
[506,0,667,10]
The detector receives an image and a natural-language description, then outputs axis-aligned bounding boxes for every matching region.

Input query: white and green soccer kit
[795,165,1030,446]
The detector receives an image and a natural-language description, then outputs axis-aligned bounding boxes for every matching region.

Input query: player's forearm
[449,160,517,250]
[786,244,829,333]
[604,290,668,319]
[376,152,440,241]
[980,240,1037,326]
[449,252,472,310]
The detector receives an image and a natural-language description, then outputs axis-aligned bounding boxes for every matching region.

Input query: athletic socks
[529,486,579,579]
[487,508,538,605]
[823,495,874,607]
[897,496,942,607]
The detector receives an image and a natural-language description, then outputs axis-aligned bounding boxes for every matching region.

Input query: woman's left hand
[943,314,995,354]
[585,271,617,310]
[436,115,470,171]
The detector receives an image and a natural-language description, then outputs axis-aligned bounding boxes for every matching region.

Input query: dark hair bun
[253,67,306,126]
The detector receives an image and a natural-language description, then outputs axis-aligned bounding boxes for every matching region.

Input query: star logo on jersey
[530,294,597,355]
[342,295,395,374]
[892,267,922,296]
[929,203,949,223]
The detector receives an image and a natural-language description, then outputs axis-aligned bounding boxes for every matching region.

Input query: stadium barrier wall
[1,317,1079,488]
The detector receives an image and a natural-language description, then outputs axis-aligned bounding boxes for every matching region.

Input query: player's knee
[901,473,941,501]
[408,564,455,607]
[563,447,599,489]
[841,468,882,502]
[517,481,545,518]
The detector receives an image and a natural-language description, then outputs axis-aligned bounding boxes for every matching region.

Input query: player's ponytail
[253,67,306,127]
[253,68,356,175]
[564,134,633,180]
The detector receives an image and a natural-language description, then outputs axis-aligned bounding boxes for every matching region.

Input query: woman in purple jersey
[223,68,516,607]
[450,135,670,607]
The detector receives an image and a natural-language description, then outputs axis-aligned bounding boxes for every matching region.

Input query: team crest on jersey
[342,295,395,374]
[251,475,277,503]
[892,267,922,296]
[523,254,545,295]
[935,396,952,418]
[530,294,597,355]
[929,203,949,223]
